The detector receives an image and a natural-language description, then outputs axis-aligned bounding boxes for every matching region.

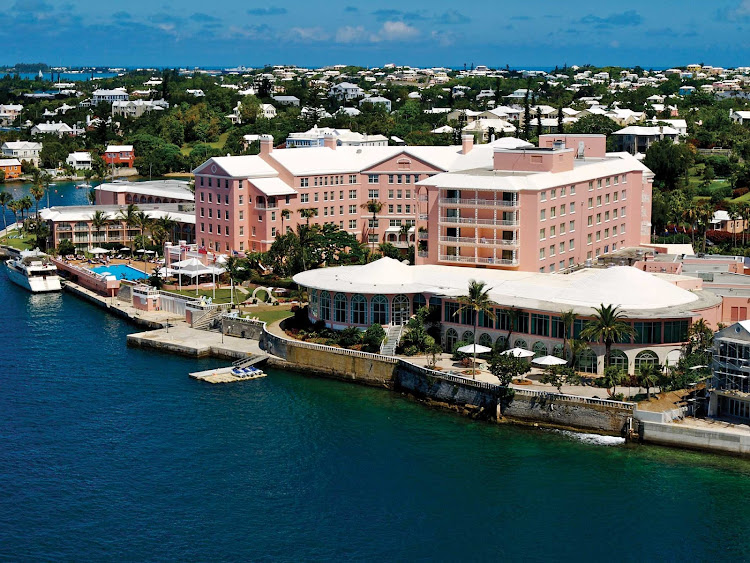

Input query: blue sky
[2,0,750,68]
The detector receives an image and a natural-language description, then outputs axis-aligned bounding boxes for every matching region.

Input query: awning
[250,177,297,196]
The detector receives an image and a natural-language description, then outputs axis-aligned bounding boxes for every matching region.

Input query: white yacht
[5,249,62,293]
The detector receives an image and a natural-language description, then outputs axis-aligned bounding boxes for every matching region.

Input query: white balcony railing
[439,197,517,208]
[439,254,518,266]
[439,216,518,227]
[439,236,518,246]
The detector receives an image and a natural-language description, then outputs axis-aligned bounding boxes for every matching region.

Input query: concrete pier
[127,323,266,360]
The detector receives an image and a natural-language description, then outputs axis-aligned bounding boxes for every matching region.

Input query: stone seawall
[639,421,750,456]
[396,362,633,436]
[63,281,163,329]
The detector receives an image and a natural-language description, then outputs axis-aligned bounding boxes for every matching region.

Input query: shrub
[403,345,419,356]
[733,187,749,198]
[362,323,386,353]
[452,340,469,361]
[338,326,362,348]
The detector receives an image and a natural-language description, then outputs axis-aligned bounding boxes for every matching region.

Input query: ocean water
[1,277,750,561]
[0,180,92,231]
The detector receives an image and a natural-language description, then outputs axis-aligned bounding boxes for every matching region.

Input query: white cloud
[375,20,420,41]
[335,25,366,43]
[289,26,330,42]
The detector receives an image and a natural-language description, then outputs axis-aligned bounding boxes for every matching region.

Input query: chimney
[323,133,337,150]
[461,133,474,154]
[259,134,273,156]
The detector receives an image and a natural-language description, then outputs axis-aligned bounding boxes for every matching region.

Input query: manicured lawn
[167,288,234,303]
[0,234,35,250]
[180,132,230,156]
[244,308,293,325]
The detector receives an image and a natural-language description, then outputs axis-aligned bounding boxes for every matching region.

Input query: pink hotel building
[192,133,652,272]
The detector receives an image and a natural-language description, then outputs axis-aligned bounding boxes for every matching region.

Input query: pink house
[192,134,653,272]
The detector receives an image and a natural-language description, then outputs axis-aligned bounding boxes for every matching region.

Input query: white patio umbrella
[532,355,568,367]
[500,347,535,358]
[119,247,130,252]
[457,344,492,355]
[89,247,110,254]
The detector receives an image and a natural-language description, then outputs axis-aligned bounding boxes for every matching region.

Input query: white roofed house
[2,141,42,167]
[92,88,129,105]
[730,110,750,125]
[359,95,392,112]
[66,151,92,170]
[329,82,365,101]
[30,121,75,137]
[111,99,169,119]
[612,125,680,155]
[271,95,300,107]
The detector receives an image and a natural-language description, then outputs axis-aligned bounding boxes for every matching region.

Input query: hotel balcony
[439,254,518,266]
[439,236,519,247]
[438,216,519,227]
[439,197,518,209]
[255,204,279,210]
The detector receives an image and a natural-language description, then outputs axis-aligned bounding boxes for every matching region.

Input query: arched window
[533,341,548,358]
[552,344,565,359]
[493,335,507,352]
[333,293,347,323]
[609,350,628,372]
[125,194,132,203]
[444,328,459,351]
[319,291,331,321]
[462,330,474,344]
[392,294,410,325]
[412,293,426,315]
[478,333,493,348]
[371,294,388,325]
[351,294,367,325]
[635,350,659,371]
[514,338,527,350]
[309,289,319,317]
[578,349,598,373]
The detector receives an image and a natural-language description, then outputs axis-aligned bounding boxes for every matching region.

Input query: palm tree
[742,202,750,247]
[280,209,290,235]
[90,210,108,247]
[455,280,495,378]
[360,199,384,252]
[19,196,33,222]
[40,172,52,208]
[580,304,635,368]
[30,183,45,220]
[697,201,714,253]
[154,214,176,247]
[0,191,13,232]
[87,188,97,205]
[298,207,318,226]
[117,203,140,253]
[638,363,659,401]
[728,203,740,249]
[134,210,152,268]
[603,365,625,397]
[503,307,521,350]
[559,309,578,363]
[682,203,698,249]
[8,200,20,228]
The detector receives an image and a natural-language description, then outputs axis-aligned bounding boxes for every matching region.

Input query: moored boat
[4,249,62,293]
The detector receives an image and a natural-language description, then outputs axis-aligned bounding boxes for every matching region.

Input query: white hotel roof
[41,204,195,224]
[96,180,194,201]
[294,258,705,316]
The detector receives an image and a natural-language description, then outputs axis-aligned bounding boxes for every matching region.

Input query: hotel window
[560,204,566,216]
[550,207,556,219]
[339,206,344,215]
[397,190,403,199]
[339,191,344,200]
[301,194,309,203]
[550,189,556,199]
[539,267,545,273]
[588,198,593,208]
[271,227,276,237]
[314,193,319,202]
[388,174,394,184]
[605,177,610,187]
[596,213,601,224]
[300,178,309,187]
[621,223,626,233]
[569,257,574,266]
[208,209,213,218]
[225,179,229,189]
[531,314,550,336]
[588,181,593,191]
[314,177,319,186]
[549,263,555,272]
[569,220,575,231]
[605,211,610,221]
[621,207,626,216]
[388,205,394,213]
[550,245,555,256]
[349,190,357,199]
[539,248,545,259]
[614,192,619,202]
[588,216,593,227]
[239,242,244,251]
[605,228,610,238]
[613,225,618,235]
[349,205,356,214]
[252,227,256,236]
[540,191,547,202]
[621,175,627,184]
[200,177,204,187]
[349,219,357,229]
[397,205,402,214]
[323,192,328,201]
[271,211,276,221]
[388,189,394,199]
[605,194,610,204]
[587,251,592,259]
[570,185,576,195]
[587,234,592,245]
[208,193,213,203]
[225,194,229,205]
[258,214,263,222]
[596,231,601,241]
[368,174,379,184]
[406,205,411,213]
[596,196,602,206]
[540,228,546,240]
[200,192,204,202]
[622,190,627,199]
[613,208,618,218]
[413,174,420,182]
[569,238,574,250]
[200,207,204,217]
[225,210,229,220]
[406,190,412,199]
[323,208,328,216]
[540,209,546,221]
[597,179,602,188]
[349,175,357,184]
[561,187,566,196]
[550,226,556,237]
[209,224,213,233]
[368,219,379,228]
[200,222,204,232]
[560,223,566,234]
[208,177,212,187]
[238,195,243,205]
[368,189,379,199]
[396,175,403,184]
[405,175,412,184]
[239,226,244,236]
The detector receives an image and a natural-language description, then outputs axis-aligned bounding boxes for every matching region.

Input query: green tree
[280,208,290,235]
[643,140,694,190]
[603,365,625,397]
[0,191,13,231]
[455,280,495,376]
[90,209,108,246]
[30,182,44,220]
[559,309,578,363]
[568,114,620,136]
[638,363,659,400]
[117,203,140,252]
[298,207,318,226]
[360,199,384,252]
[580,304,635,368]
[362,323,386,353]
[487,353,527,415]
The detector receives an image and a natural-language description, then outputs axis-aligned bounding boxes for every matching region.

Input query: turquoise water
[2,275,750,560]
[91,264,148,281]
[0,180,94,230]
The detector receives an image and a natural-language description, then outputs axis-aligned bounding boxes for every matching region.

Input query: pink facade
[192,134,652,272]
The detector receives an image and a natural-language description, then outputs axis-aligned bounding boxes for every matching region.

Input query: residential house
[103,145,135,168]
[92,88,129,105]
[329,82,365,101]
[66,152,92,170]
[359,95,392,112]
[286,127,388,148]
[1,141,42,167]
[111,99,169,119]
[30,121,75,137]
[730,110,750,125]
[612,126,680,155]
[271,95,300,107]
[0,158,23,179]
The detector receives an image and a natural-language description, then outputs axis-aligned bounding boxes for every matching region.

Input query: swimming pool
[90,264,148,281]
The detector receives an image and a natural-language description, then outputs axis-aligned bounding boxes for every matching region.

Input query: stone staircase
[380,324,404,356]
[192,307,224,330]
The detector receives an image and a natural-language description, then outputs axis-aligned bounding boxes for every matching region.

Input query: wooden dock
[189,354,269,384]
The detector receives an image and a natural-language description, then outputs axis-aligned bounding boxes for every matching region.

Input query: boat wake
[551,429,625,446]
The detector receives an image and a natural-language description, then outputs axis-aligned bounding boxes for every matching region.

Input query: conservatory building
[293,257,724,375]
